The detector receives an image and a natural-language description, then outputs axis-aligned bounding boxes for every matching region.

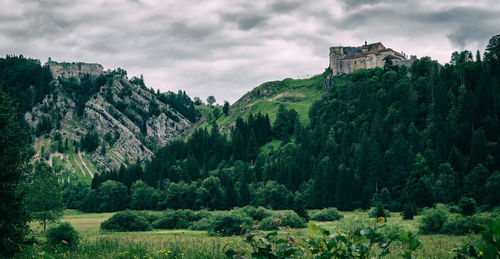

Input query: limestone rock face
[27,64,192,172]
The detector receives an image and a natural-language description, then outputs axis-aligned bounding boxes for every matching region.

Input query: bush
[100,210,152,231]
[309,208,344,221]
[368,207,391,219]
[152,209,201,229]
[442,213,491,235]
[258,211,307,230]
[142,212,160,224]
[418,206,449,234]
[459,197,477,216]
[401,202,418,220]
[207,211,252,236]
[441,215,470,235]
[188,216,213,230]
[45,222,80,249]
[238,206,272,221]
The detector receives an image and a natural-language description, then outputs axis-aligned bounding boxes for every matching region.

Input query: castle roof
[334,42,405,60]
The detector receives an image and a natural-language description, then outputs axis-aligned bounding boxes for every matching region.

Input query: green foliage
[152,209,201,229]
[237,206,272,221]
[206,95,216,106]
[98,180,129,212]
[130,180,156,210]
[258,211,306,230]
[368,206,392,219]
[459,197,477,216]
[207,211,252,236]
[0,55,52,114]
[309,207,344,221]
[100,210,152,231]
[441,213,492,235]
[228,219,421,259]
[45,222,80,249]
[27,162,64,232]
[0,89,32,257]
[419,205,449,234]
[223,100,230,115]
[401,202,418,220]
[80,130,100,153]
[453,220,500,259]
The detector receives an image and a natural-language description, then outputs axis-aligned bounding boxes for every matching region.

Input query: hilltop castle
[46,61,103,79]
[329,42,416,75]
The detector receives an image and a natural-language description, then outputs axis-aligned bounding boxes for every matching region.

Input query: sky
[1,0,499,103]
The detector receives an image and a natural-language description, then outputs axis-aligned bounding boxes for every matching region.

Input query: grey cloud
[1,0,498,103]
[269,0,304,13]
[237,15,267,30]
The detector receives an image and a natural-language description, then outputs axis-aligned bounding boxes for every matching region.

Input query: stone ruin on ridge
[329,41,417,75]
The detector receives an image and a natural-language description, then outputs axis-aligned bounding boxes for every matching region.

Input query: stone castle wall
[329,43,414,75]
[47,62,103,79]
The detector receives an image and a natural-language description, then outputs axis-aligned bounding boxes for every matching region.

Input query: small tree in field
[459,197,476,216]
[207,96,216,106]
[27,162,64,232]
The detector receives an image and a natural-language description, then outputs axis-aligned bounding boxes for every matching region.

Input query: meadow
[18,209,474,259]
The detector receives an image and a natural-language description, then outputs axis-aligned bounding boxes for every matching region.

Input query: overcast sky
[1,0,499,103]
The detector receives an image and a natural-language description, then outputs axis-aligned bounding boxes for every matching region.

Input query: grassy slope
[198,73,326,133]
[34,136,94,185]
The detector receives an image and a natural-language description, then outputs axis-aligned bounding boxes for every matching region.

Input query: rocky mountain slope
[25,61,192,182]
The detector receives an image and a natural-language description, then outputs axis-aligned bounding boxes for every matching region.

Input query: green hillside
[198,73,327,133]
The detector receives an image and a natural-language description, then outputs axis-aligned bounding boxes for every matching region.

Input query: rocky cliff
[25,62,192,181]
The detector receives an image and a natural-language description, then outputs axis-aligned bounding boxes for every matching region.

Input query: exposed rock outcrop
[26,62,192,173]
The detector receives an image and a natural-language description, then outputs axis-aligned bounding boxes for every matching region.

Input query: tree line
[76,35,500,212]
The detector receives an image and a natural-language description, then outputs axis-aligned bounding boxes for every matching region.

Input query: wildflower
[479,251,483,256]
[377,217,386,223]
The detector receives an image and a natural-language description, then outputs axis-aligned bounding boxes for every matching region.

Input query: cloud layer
[1,0,498,103]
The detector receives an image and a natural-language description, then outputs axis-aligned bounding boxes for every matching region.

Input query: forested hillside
[0,56,195,182]
[65,36,500,213]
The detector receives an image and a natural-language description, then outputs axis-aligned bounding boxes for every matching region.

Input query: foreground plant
[226,217,421,259]
[452,220,500,259]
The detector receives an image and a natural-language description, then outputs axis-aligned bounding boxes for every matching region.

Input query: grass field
[19,209,474,259]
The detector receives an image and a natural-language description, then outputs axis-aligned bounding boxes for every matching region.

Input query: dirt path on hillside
[78,152,94,178]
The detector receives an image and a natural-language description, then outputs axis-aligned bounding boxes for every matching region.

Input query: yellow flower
[479,251,483,256]
[377,217,386,223]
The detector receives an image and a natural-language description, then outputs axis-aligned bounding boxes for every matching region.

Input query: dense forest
[59,36,500,214]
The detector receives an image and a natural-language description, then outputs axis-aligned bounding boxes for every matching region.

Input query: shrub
[142,212,160,224]
[442,215,470,235]
[188,216,213,231]
[418,206,449,234]
[447,204,462,214]
[459,197,477,216]
[239,206,272,221]
[309,208,344,221]
[152,209,200,229]
[401,202,418,220]
[368,207,391,219]
[259,211,307,230]
[100,210,152,231]
[208,211,252,236]
[45,222,80,249]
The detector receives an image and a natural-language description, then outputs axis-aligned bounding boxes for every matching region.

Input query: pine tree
[0,90,32,256]
[246,129,259,163]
